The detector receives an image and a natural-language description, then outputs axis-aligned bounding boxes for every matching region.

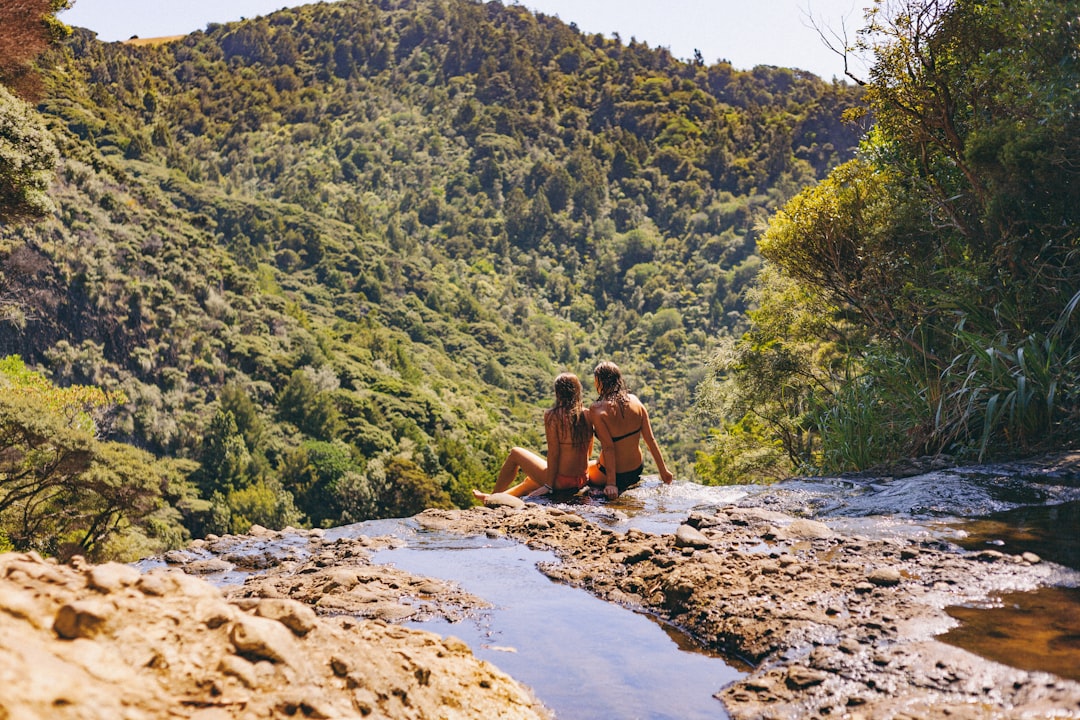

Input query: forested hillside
[0,0,863,558]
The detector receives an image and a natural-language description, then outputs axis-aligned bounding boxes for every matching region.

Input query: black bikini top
[597,426,641,443]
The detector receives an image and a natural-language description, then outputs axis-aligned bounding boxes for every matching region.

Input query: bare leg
[474,447,548,501]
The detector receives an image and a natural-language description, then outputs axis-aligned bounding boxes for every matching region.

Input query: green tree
[197,409,253,494]
[226,477,302,534]
[0,356,194,560]
[708,0,1080,472]
[277,369,342,439]
[277,439,361,527]
[0,84,58,223]
[375,456,453,519]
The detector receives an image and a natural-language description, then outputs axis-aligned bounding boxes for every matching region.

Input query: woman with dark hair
[587,361,673,499]
[472,372,593,500]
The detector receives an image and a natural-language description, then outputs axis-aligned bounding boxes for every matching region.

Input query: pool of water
[368,524,745,720]
[948,499,1080,572]
[940,586,1080,683]
[530,477,754,536]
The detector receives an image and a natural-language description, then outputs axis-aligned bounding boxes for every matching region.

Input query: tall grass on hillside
[815,352,930,473]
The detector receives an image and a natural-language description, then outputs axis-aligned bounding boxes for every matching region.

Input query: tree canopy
[699,0,1080,479]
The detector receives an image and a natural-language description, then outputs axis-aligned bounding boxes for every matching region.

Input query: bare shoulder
[589,400,611,421]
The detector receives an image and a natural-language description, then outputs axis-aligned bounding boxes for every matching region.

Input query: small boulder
[253,598,318,636]
[484,493,526,509]
[786,665,827,689]
[674,524,711,549]
[868,567,902,587]
[230,615,298,665]
[184,558,235,575]
[87,562,141,593]
[54,599,112,639]
[783,519,834,540]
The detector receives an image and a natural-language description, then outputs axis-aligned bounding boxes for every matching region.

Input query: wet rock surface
[4,481,1080,719]
[424,503,1080,719]
[0,529,548,720]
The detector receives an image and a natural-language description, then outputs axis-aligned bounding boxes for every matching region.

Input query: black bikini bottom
[597,464,644,493]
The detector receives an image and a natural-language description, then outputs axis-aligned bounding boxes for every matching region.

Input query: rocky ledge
[2,500,1078,720]
[0,540,547,720]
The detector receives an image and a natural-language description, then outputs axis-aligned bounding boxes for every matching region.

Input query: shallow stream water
[361,522,745,720]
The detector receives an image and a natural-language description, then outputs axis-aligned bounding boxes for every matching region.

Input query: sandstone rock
[783,519,834,540]
[218,654,259,688]
[868,567,902,586]
[1021,552,1041,564]
[838,638,862,655]
[320,568,360,592]
[163,550,194,564]
[229,614,298,665]
[786,665,827,689]
[486,492,527,509]
[87,562,141,593]
[726,507,794,526]
[135,571,175,597]
[744,674,778,692]
[196,599,236,629]
[759,560,782,575]
[253,598,318,636]
[366,601,418,622]
[184,558,234,575]
[675,524,710,549]
[54,599,112,639]
[0,586,47,628]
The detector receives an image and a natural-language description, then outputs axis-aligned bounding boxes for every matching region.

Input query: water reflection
[948,500,1080,572]
[536,477,754,536]
[941,586,1080,682]
[371,529,745,720]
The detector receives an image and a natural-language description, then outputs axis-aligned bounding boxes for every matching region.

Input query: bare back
[544,408,593,480]
[590,394,647,472]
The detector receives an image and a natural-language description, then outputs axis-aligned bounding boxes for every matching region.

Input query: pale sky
[61,0,870,80]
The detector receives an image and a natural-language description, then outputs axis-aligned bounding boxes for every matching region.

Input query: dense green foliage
[0,0,70,224]
[0,0,73,101]
[0,85,58,223]
[698,0,1080,479]
[1,0,862,543]
[0,356,196,561]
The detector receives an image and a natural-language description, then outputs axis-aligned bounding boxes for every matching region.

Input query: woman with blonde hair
[587,361,673,499]
[473,372,593,500]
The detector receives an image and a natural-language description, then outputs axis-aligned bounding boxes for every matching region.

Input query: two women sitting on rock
[472,362,673,502]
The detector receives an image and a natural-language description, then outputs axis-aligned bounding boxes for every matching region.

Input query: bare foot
[471,488,488,502]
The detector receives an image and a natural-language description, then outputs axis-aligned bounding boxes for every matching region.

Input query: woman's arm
[640,404,674,484]
[591,408,619,499]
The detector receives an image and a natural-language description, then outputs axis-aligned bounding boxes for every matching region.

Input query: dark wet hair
[546,373,590,448]
[593,361,630,416]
